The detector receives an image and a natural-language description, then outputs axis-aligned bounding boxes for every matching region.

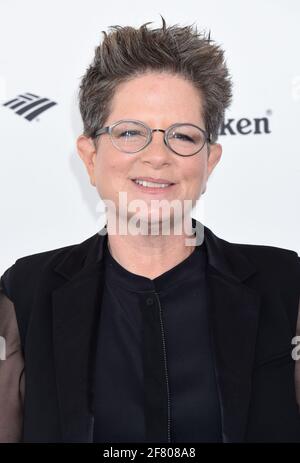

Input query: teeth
[134,179,171,188]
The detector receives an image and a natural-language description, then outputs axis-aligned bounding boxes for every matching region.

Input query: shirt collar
[103,238,207,293]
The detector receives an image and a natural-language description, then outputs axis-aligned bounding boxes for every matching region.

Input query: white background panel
[0,0,299,274]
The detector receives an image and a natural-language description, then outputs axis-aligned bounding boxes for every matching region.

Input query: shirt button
[146,297,154,306]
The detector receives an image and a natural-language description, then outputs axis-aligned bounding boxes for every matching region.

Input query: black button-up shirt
[93,239,222,443]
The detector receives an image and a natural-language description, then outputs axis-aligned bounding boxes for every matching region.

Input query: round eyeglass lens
[167,124,206,155]
[111,121,149,153]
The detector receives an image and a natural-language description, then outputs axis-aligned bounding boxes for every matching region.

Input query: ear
[76,135,97,186]
[201,143,222,195]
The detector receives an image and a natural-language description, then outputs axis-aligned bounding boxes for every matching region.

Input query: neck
[106,215,197,279]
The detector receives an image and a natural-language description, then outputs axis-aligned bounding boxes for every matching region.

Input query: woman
[1,17,300,443]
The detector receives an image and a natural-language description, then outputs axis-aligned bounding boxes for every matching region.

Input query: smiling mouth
[131,179,175,195]
[131,178,175,193]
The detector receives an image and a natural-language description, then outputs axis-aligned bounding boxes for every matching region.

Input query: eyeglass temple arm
[93,127,109,138]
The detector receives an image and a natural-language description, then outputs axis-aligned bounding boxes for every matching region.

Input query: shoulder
[212,234,300,346]
[204,225,299,282]
[0,245,72,302]
[0,233,99,302]
[0,233,100,350]
[233,240,299,263]
[204,227,300,329]
[226,239,300,335]
[219,233,300,282]
[233,241,300,287]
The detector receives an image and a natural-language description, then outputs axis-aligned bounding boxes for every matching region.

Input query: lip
[131,178,176,194]
[131,177,175,184]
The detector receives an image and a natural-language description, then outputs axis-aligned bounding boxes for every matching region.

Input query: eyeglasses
[93,119,211,157]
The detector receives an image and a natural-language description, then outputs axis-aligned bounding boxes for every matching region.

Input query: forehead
[106,72,204,126]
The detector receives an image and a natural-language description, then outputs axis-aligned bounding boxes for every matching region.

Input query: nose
[139,130,171,167]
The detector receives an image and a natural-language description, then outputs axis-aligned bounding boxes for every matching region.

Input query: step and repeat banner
[0,0,299,273]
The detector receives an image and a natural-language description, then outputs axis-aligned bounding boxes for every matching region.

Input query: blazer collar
[52,219,260,442]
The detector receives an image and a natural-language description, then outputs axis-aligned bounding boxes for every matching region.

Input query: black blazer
[0,221,300,442]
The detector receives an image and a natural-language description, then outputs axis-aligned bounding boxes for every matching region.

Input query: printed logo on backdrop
[219,111,272,136]
[2,92,57,121]
[2,93,272,136]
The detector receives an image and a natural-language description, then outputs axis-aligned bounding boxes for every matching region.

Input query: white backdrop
[0,0,299,275]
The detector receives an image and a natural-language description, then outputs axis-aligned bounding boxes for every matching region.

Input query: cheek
[94,151,131,195]
[183,158,206,184]
[95,150,117,181]
[180,160,207,200]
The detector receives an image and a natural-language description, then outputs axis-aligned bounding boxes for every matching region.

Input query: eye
[118,130,142,138]
[171,132,195,143]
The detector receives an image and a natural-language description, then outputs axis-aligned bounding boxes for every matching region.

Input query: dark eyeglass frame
[92,119,211,157]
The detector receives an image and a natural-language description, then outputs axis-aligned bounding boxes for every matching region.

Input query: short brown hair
[78,16,232,143]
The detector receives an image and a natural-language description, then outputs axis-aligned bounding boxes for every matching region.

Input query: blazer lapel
[52,229,107,442]
[203,224,261,442]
